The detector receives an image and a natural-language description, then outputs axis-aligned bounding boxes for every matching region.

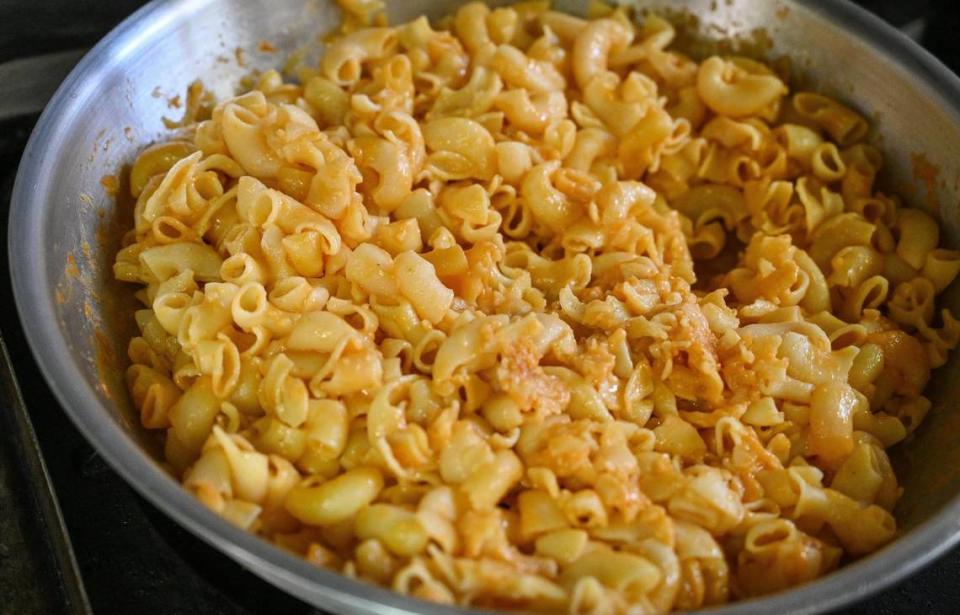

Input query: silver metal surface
[9,1,960,614]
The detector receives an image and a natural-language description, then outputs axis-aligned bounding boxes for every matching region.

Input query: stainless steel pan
[11,1,960,613]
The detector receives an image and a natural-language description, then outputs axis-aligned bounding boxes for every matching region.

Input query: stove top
[2,1,960,614]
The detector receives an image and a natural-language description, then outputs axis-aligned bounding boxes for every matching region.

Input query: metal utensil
[0,332,91,615]
[0,49,88,121]
[9,1,960,614]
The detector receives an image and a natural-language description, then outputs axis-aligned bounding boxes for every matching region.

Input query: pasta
[113,1,960,612]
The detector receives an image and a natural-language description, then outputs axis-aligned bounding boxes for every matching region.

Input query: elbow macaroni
[114,2,960,613]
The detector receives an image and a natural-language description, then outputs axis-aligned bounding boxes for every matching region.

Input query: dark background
[2,1,960,614]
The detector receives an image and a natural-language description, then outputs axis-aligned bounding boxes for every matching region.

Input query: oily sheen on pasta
[114,1,960,612]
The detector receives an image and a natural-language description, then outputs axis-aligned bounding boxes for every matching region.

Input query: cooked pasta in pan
[114,1,960,611]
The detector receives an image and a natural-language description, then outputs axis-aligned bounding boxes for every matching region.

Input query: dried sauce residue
[58,176,133,407]
[63,247,120,404]
[151,87,184,110]
[89,128,108,162]
[100,174,119,196]
[95,220,111,251]
[911,152,942,215]
[162,80,215,129]
[235,46,248,67]
[65,253,81,279]
[258,40,278,53]
[93,329,119,402]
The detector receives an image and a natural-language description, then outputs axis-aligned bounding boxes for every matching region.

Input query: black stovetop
[2,1,960,614]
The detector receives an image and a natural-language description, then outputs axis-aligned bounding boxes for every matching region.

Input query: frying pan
[10,1,960,613]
